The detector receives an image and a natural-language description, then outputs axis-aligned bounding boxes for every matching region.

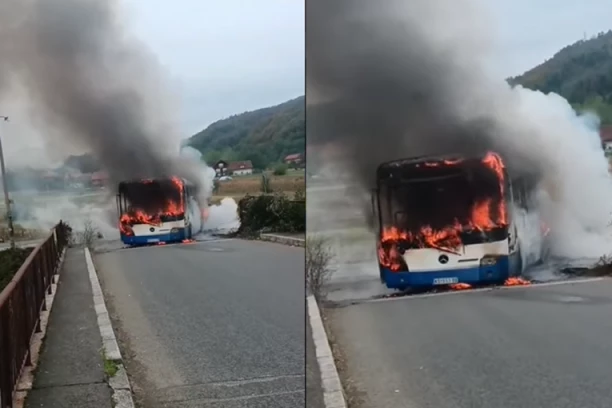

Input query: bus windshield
[377,153,508,249]
[117,178,185,227]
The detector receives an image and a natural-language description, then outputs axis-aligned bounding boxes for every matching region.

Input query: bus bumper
[381,256,511,290]
[121,228,187,246]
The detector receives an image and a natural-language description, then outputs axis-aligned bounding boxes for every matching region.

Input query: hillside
[509,30,612,124]
[187,96,305,169]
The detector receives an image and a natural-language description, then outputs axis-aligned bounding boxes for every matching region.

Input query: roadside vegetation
[0,247,34,292]
[306,235,335,300]
[235,190,305,237]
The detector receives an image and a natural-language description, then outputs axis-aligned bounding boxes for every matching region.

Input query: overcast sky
[119,0,609,136]
[122,0,305,137]
[489,0,612,78]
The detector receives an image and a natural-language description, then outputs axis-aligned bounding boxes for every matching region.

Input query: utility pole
[0,116,15,249]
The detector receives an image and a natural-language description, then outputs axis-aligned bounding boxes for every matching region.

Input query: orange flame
[504,277,530,286]
[202,207,210,222]
[377,152,508,271]
[119,177,186,234]
[450,283,472,290]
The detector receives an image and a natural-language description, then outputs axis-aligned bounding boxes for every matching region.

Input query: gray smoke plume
[0,0,202,192]
[307,0,540,188]
[307,0,612,259]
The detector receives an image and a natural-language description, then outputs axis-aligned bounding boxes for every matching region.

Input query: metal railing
[0,221,69,408]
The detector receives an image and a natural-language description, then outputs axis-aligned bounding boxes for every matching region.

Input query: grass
[216,174,305,195]
[103,355,120,378]
[210,191,298,205]
[0,247,35,292]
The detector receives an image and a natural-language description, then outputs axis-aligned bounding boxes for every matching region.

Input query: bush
[237,193,305,235]
[273,163,288,176]
[69,219,101,249]
[0,247,34,292]
[306,236,334,300]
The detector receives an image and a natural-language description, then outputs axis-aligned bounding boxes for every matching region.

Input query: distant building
[90,171,108,187]
[213,160,230,177]
[601,126,612,156]
[228,160,254,176]
[284,153,304,168]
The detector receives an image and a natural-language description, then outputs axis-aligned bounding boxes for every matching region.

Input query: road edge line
[84,247,135,408]
[259,233,305,247]
[307,295,348,408]
[12,247,67,408]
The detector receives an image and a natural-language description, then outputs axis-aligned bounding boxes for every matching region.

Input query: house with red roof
[284,153,304,168]
[227,161,253,176]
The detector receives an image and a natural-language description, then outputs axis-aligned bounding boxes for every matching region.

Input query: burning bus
[373,151,544,290]
[117,177,201,246]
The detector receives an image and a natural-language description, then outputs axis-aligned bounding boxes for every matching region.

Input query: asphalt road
[325,278,612,408]
[93,238,305,408]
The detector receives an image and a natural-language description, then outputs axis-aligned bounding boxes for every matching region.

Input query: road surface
[324,278,612,408]
[93,238,304,408]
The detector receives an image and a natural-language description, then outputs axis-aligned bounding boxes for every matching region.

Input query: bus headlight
[480,256,499,266]
[170,228,179,233]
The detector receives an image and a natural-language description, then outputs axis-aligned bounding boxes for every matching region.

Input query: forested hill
[508,30,612,124]
[187,96,305,169]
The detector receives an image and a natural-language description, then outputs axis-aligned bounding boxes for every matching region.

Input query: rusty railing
[0,221,69,408]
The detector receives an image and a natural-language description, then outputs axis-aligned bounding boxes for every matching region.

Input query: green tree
[187,96,305,170]
[273,163,288,176]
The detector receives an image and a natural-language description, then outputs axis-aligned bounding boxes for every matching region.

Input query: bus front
[117,177,189,245]
[373,152,519,290]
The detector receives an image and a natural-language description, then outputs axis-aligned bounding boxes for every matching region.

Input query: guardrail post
[21,277,32,367]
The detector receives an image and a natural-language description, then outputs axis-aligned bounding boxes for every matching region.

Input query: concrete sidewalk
[25,248,112,408]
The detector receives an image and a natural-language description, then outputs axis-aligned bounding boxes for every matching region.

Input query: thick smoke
[307,0,612,259]
[0,0,202,192]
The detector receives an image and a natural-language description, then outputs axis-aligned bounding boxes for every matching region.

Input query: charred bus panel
[117,177,198,246]
[373,152,543,290]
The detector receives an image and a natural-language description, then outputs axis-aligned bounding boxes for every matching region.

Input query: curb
[307,295,347,408]
[259,233,305,247]
[84,247,135,408]
[12,248,67,408]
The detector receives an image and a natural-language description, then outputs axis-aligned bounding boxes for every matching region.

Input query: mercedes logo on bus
[149,227,155,233]
[438,254,449,264]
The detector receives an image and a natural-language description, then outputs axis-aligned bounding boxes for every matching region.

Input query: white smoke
[492,87,612,259]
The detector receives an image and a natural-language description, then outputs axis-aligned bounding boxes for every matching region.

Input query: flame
[450,283,472,290]
[504,277,530,286]
[540,222,551,237]
[481,152,507,225]
[377,152,509,271]
[119,177,186,234]
[182,239,195,244]
[202,207,210,222]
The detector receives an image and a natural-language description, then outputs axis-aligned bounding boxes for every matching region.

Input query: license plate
[147,238,160,243]
[433,277,458,285]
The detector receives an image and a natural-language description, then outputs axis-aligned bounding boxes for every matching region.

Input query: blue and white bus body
[117,178,199,246]
[120,218,193,246]
[373,154,545,291]
[379,236,522,290]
